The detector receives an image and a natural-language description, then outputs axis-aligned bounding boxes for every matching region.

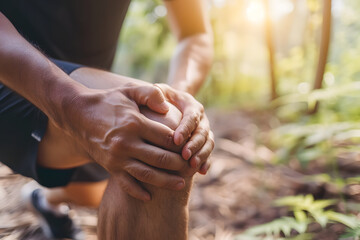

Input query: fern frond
[234,217,308,239]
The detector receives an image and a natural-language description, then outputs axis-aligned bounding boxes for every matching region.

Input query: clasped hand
[64,81,214,201]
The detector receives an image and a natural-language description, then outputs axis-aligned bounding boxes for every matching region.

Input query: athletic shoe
[21,182,85,240]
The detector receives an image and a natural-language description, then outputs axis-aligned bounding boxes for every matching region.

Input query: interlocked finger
[115,172,151,201]
[125,161,185,190]
[181,117,210,161]
[131,143,186,171]
[189,131,214,171]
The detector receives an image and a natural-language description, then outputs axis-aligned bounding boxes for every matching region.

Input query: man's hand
[155,84,214,174]
[62,82,187,201]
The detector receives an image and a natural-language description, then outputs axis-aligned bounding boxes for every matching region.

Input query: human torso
[0,0,131,70]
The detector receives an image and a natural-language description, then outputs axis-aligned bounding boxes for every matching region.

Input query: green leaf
[340,227,360,238]
[236,217,309,239]
[274,195,335,213]
[290,221,308,235]
[310,199,336,210]
[274,195,309,208]
[311,210,328,228]
[346,176,360,184]
[296,148,323,166]
[326,211,360,229]
[305,174,331,184]
[294,210,308,223]
[284,233,314,240]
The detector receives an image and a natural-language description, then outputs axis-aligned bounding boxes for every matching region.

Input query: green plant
[340,227,360,239]
[234,195,360,240]
[234,217,309,240]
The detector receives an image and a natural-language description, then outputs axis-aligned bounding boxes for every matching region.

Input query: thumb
[124,84,169,114]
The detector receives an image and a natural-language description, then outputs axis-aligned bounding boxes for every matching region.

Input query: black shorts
[0,59,109,188]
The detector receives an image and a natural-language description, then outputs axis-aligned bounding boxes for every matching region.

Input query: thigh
[37,120,91,169]
[36,67,134,169]
[0,82,105,188]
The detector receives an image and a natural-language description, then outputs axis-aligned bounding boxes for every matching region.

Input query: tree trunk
[309,0,332,114]
[264,0,277,100]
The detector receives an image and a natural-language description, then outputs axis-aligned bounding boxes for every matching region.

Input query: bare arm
[0,12,86,129]
[160,0,214,173]
[165,0,214,95]
[0,12,187,201]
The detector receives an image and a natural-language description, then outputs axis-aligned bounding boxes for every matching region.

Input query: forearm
[167,33,213,96]
[0,13,86,129]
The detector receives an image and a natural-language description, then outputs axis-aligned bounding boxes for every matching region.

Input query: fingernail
[176,181,185,190]
[184,149,191,160]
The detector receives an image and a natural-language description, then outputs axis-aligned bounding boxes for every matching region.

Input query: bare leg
[44,180,108,208]
[36,67,197,239]
[98,175,194,240]
[98,105,197,240]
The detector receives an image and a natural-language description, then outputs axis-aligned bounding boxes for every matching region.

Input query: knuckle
[193,113,201,127]
[109,136,127,153]
[157,153,169,168]
[188,140,200,152]
[197,128,208,138]
[165,133,174,148]
[183,121,193,135]
[124,82,137,89]
[184,92,194,101]
[123,112,141,130]
[140,168,153,182]
[123,163,133,174]
[198,103,204,114]
[188,143,198,153]
[191,110,201,121]
[154,83,165,91]
[112,135,126,147]
[150,85,163,99]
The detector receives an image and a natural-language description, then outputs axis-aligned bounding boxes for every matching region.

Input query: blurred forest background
[1,0,360,239]
[112,0,360,239]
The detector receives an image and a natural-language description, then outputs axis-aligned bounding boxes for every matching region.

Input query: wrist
[44,64,89,132]
[170,81,191,94]
[18,56,89,132]
[57,84,99,138]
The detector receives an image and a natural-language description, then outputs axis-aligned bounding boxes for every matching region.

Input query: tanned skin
[98,103,202,240]
[0,0,212,201]
[97,1,214,239]
[0,0,213,238]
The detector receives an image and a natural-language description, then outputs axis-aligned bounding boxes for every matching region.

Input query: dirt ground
[0,109,356,240]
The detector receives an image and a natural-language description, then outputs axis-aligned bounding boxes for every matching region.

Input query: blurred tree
[264,0,278,100]
[310,0,332,114]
